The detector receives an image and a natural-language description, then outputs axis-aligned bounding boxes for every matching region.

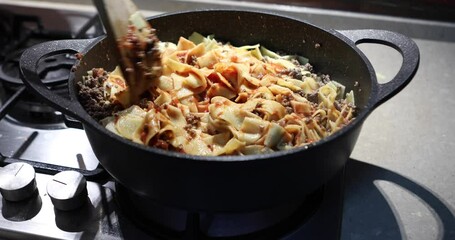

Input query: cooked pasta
[79,32,356,156]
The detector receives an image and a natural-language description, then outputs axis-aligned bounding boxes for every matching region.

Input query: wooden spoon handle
[93,0,138,39]
[93,0,161,105]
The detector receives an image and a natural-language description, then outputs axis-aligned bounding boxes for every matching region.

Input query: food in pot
[78,32,356,156]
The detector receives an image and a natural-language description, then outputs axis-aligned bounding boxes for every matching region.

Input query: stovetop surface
[0,173,121,240]
[0,119,99,171]
[0,169,344,240]
[0,0,455,240]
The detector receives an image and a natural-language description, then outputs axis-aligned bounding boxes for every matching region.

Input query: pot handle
[20,38,101,125]
[338,29,419,107]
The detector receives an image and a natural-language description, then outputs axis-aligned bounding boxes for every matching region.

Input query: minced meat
[77,68,123,121]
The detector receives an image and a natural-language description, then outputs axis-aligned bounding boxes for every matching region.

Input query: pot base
[114,167,345,239]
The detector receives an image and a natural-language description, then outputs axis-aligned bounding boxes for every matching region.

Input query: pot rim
[68,9,378,162]
[23,9,416,163]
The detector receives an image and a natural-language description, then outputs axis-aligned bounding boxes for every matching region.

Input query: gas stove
[2,1,454,240]
[0,2,346,240]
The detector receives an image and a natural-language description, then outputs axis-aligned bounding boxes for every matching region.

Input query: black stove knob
[0,162,37,201]
[46,170,88,211]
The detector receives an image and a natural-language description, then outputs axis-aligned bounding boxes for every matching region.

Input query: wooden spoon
[93,0,161,106]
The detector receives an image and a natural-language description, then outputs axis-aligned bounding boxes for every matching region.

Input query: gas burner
[0,48,77,86]
[0,52,75,129]
[0,10,49,62]
[0,10,14,58]
[0,7,103,129]
[0,47,76,128]
[1,95,66,128]
[115,183,328,240]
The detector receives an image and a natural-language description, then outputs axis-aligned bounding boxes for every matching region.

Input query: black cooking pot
[20,10,419,212]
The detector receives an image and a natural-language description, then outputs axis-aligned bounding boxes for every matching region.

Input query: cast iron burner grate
[116,183,323,240]
[114,167,345,240]
[0,11,102,128]
[0,49,76,128]
[0,41,76,85]
[0,9,106,179]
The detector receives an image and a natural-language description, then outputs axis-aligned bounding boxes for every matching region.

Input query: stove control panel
[46,170,88,211]
[0,162,37,202]
[0,162,124,239]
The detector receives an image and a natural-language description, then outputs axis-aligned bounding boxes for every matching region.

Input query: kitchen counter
[344,38,455,240]
[2,1,455,239]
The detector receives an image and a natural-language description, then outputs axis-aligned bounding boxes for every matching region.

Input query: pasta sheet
[92,33,356,156]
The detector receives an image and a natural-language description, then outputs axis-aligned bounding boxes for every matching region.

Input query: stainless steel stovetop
[0,97,345,240]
